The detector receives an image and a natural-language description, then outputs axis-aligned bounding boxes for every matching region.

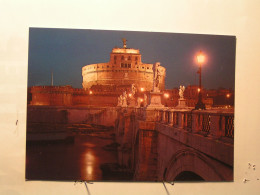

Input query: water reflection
[81,149,99,180]
[26,133,118,181]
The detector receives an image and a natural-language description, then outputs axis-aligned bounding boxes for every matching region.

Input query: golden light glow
[82,151,95,179]
[112,48,139,54]
[226,94,230,98]
[164,93,169,98]
[129,93,132,97]
[140,98,143,102]
[89,90,93,95]
[197,51,205,64]
[140,87,144,92]
[198,88,201,92]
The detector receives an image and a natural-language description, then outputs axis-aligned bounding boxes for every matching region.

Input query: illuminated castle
[28,39,231,108]
[29,39,166,106]
[82,39,166,91]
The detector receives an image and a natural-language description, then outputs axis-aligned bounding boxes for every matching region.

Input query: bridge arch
[174,171,204,181]
[164,148,224,181]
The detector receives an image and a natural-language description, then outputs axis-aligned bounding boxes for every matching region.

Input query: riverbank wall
[27,105,118,127]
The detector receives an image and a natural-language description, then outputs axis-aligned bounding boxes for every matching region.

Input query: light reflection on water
[81,149,99,180]
[26,134,118,181]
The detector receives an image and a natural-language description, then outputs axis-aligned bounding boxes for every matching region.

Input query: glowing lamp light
[140,98,143,102]
[140,87,145,92]
[129,93,132,97]
[164,93,169,98]
[226,94,230,98]
[89,90,93,95]
[195,50,206,110]
[197,51,205,64]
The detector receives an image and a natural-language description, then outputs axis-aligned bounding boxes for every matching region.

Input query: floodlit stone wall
[29,86,120,107]
[82,47,166,91]
[30,86,73,106]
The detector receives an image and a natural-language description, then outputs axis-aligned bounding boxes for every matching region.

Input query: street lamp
[195,51,206,110]
[226,93,230,107]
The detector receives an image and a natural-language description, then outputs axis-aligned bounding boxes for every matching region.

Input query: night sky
[28,28,236,90]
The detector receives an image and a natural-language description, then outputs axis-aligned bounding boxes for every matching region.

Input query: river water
[26,131,118,181]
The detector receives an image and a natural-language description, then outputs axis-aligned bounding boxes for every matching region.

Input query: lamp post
[195,51,206,110]
[226,93,230,107]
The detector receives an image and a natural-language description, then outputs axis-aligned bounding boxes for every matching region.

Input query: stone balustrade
[138,108,234,139]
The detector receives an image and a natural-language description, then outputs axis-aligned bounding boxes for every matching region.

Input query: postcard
[26,28,235,181]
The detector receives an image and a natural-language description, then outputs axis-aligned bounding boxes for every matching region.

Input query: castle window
[135,62,137,65]
[147,67,149,69]
[121,56,124,60]
[121,63,123,68]
[114,56,116,60]
[128,56,131,60]
[135,56,138,61]
[107,65,109,68]
[128,64,131,68]
[142,67,144,69]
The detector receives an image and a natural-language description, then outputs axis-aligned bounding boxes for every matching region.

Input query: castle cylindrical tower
[82,40,166,91]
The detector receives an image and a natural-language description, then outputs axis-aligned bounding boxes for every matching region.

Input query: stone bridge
[115,107,234,181]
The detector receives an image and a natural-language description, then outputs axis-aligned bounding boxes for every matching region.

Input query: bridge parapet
[137,107,234,140]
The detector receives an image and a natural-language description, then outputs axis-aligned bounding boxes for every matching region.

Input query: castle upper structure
[82,39,166,91]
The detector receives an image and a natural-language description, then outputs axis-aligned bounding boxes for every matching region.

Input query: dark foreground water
[26,131,118,181]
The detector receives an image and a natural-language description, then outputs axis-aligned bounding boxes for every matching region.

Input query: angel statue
[152,62,161,92]
[131,84,137,96]
[179,85,185,99]
[117,95,123,106]
[122,91,128,107]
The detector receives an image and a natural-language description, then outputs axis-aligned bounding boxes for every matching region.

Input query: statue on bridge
[179,85,185,99]
[146,62,164,109]
[117,95,123,106]
[176,85,187,108]
[131,84,137,96]
[122,91,128,107]
[152,62,161,92]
